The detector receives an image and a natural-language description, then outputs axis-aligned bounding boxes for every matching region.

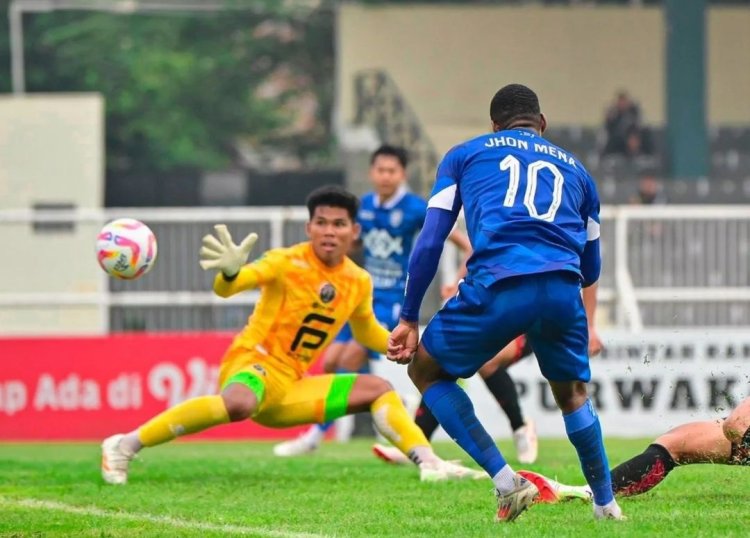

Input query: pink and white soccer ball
[95,218,158,279]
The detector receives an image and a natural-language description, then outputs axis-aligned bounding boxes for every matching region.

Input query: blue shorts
[335,298,401,359]
[421,271,590,382]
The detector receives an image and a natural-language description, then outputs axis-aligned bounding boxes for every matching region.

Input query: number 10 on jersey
[500,156,564,222]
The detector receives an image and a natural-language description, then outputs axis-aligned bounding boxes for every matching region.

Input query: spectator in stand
[624,126,654,159]
[603,91,651,158]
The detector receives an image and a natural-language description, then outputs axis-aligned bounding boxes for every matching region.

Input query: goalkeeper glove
[199,224,258,278]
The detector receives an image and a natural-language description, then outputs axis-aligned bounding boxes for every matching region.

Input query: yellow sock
[138,395,230,447]
[371,390,430,456]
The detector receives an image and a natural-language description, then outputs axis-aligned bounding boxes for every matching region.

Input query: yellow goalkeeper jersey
[213,242,388,377]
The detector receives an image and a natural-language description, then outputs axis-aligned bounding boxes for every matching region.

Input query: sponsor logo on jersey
[359,209,375,221]
[319,282,336,303]
[363,229,403,259]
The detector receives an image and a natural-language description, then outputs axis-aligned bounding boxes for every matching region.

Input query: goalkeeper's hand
[199,224,258,278]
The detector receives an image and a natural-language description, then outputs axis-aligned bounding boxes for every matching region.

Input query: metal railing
[0,207,307,333]
[2,205,750,334]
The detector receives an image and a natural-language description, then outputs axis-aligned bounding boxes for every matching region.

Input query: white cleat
[495,474,539,522]
[372,443,411,465]
[513,420,538,464]
[419,459,486,482]
[101,434,134,485]
[273,426,322,457]
[593,500,627,521]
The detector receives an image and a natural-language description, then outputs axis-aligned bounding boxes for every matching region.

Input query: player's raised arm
[198,224,272,297]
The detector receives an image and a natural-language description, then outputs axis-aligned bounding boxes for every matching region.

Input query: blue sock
[563,399,614,506]
[423,380,507,476]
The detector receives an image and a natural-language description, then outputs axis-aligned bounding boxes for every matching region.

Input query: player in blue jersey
[387,84,623,522]
[275,145,537,461]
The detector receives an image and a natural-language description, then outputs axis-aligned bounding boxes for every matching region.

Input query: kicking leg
[723,396,750,454]
[612,415,747,496]
[528,275,622,521]
[407,345,538,521]
[549,381,617,516]
[522,417,741,502]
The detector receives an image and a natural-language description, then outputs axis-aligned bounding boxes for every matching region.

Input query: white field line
[0,497,329,538]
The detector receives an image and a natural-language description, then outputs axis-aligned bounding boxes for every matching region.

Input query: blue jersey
[428,129,599,286]
[358,186,427,299]
[401,128,601,321]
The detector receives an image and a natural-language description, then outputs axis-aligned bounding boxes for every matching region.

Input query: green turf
[0,438,747,537]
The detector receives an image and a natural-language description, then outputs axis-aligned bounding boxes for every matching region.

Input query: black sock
[610,443,677,496]
[482,367,525,431]
[414,399,440,440]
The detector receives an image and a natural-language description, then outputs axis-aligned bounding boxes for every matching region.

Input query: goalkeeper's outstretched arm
[198,224,264,298]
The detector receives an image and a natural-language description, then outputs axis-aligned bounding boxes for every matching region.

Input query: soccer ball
[96,218,158,279]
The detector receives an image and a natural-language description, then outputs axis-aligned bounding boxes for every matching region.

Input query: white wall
[0,94,105,334]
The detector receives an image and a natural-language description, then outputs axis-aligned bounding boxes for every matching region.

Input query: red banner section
[0,333,320,441]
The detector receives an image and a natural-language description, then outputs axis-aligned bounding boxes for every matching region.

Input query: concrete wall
[338,6,664,131]
[338,4,749,153]
[0,94,105,335]
[0,94,104,209]
[708,8,750,125]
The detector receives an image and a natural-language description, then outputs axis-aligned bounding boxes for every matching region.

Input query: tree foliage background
[0,0,335,175]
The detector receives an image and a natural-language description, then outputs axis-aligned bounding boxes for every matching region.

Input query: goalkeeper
[101,186,483,484]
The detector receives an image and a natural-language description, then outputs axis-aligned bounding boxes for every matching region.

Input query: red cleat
[517,470,592,504]
[517,470,560,504]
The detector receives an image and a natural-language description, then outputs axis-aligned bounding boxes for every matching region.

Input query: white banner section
[371,330,750,439]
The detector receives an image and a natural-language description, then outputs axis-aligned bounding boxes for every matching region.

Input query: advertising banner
[0,333,319,441]
[2,330,749,440]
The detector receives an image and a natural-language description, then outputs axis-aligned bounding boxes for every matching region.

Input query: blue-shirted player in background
[387,84,623,521]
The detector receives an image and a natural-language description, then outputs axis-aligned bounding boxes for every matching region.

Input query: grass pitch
[0,438,747,537]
